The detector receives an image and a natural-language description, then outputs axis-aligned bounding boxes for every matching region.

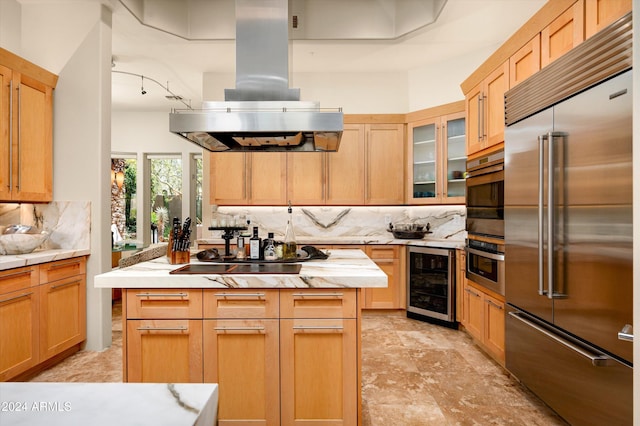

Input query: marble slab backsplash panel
[0,201,91,250]
[207,205,465,242]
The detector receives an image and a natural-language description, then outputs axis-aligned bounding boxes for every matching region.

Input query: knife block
[166,233,190,264]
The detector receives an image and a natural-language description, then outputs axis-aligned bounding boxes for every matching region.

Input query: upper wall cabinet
[465,61,509,156]
[407,111,466,205]
[585,0,631,38]
[364,123,405,205]
[0,49,57,203]
[509,34,541,88]
[541,0,584,68]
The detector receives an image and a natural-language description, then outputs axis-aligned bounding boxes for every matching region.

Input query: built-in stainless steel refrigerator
[504,13,632,425]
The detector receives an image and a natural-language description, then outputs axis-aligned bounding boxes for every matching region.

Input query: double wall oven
[465,149,504,295]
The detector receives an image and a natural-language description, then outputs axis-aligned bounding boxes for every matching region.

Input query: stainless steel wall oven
[465,238,504,296]
[465,149,504,239]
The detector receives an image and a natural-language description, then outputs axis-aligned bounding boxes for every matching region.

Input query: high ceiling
[111,0,546,112]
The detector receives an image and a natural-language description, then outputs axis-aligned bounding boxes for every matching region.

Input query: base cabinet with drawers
[0,257,87,381]
[123,287,361,425]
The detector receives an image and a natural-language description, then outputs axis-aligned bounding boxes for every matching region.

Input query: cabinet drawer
[39,257,86,284]
[366,245,399,260]
[0,266,39,295]
[203,289,279,319]
[126,289,203,319]
[280,289,357,319]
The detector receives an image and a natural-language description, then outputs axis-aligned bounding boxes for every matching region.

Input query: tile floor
[29,303,567,425]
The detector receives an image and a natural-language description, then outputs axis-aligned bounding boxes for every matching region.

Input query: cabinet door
[210,152,248,205]
[13,73,53,202]
[455,249,466,323]
[585,0,631,38]
[484,293,505,362]
[484,61,509,148]
[280,318,357,425]
[0,65,11,201]
[363,246,403,310]
[407,118,438,203]
[365,123,404,205]
[465,82,484,155]
[463,282,484,341]
[510,34,541,87]
[326,124,365,205]
[250,152,287,205]
[287,152,325,204]
[39,274,86,360]
[203,319,280,425]
[126,319,202,382]
[541,1,584,67]
[441,112,466,203]
[0,287,39,380]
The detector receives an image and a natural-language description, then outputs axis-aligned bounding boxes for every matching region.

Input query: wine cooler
[406,246,456,328]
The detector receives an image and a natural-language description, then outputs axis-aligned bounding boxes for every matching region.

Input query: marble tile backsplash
[0,201,91,251]
[207,205,466,242]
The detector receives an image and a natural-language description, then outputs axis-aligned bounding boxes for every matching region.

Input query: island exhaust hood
[169,0,343,152]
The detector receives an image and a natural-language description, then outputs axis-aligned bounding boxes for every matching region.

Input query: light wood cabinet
[455,249,465,323]
[541,0,584,68]
[461,279,505,364]
[510,34,540,87]
[362,245,405,310]
[209,152,287,205]
[126,319,203,383]
[287,152,325,204]
[365,123,405,205]
[407,111,466,204]
[0,266,40,381]
[585,0,631,38]
[326,125,365,205]
[0,257,86,382]
[126,288,203,319]
[0,49,56,203]
[465,61,509,157]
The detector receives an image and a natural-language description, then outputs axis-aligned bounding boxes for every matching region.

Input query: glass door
[409,119,438,201]
[443,113,467,202]
[406,247,455,324]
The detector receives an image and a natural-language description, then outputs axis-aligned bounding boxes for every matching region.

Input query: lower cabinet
[461,279,505,364]
[0,257,87,381]
[123,288,361,425]
[361,245,405,310]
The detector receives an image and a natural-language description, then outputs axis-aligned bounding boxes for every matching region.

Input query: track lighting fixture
[112,70,191,108]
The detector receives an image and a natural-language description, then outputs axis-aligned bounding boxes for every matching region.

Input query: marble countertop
[0,382,218,426]
[196,236,465,249]
[0,248,91,271]
[94,249,388,289]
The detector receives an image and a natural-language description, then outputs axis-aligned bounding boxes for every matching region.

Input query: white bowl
[0,231,50,255]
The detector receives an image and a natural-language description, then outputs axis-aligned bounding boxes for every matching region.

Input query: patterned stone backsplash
[0,201,91,251]
[206,205,466,242]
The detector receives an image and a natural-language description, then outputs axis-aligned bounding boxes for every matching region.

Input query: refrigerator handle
[547,132,555,299]
[508,311,613,367]
[618,324,633,342]
[537,134,547,296]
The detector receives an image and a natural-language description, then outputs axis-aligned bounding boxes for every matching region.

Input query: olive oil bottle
[283,202,297,260]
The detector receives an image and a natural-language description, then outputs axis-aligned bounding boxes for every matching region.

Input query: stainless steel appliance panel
[465,240,504,296]
[466,150,505,238]
[506,307,632,426]
[551,70,633,362]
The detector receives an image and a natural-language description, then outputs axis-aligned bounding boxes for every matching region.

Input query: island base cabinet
[280,318,358,426]
[203,319,280,426]
[126,319,203,383]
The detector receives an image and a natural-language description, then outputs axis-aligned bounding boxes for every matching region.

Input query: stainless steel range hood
[169,0,343,152]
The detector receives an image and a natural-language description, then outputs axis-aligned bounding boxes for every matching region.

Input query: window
[149,155,182,242]
[111,155,137,242]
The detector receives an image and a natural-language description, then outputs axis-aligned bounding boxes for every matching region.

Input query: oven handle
[465,247,504,261]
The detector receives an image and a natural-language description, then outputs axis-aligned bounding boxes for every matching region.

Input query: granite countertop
[94,249,388,289]
[196,236,465,249]
[0,382,218,426]
[0,248,91,271]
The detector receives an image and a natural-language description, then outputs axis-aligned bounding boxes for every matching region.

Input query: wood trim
[343,114,405,124]
[467,142,504,161]
[404,100,465,123]
[0,48,58,89]
[460,0,578,94]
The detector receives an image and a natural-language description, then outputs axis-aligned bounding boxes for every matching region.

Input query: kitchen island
[94,249,387,426]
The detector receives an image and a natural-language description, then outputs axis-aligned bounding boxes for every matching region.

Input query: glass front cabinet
[407,112,466,204]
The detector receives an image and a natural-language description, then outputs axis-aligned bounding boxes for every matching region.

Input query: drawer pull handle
[214,326,265,332]
[0,269,34,280]
[293,325,344,330]
[0,292,33,304]
[51,280,80,290]
[135,292,189,298]
[214,293,265,298]
[136,326,188,331]
[291,293,343,298]
[48,260,81,271]
[464,288,480,297]
[486,299,503,310]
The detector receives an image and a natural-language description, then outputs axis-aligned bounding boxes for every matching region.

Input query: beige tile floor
[29,303,567,425]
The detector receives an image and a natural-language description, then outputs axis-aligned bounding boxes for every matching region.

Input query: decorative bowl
[0,229,50,255]
[387,223,431,240]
